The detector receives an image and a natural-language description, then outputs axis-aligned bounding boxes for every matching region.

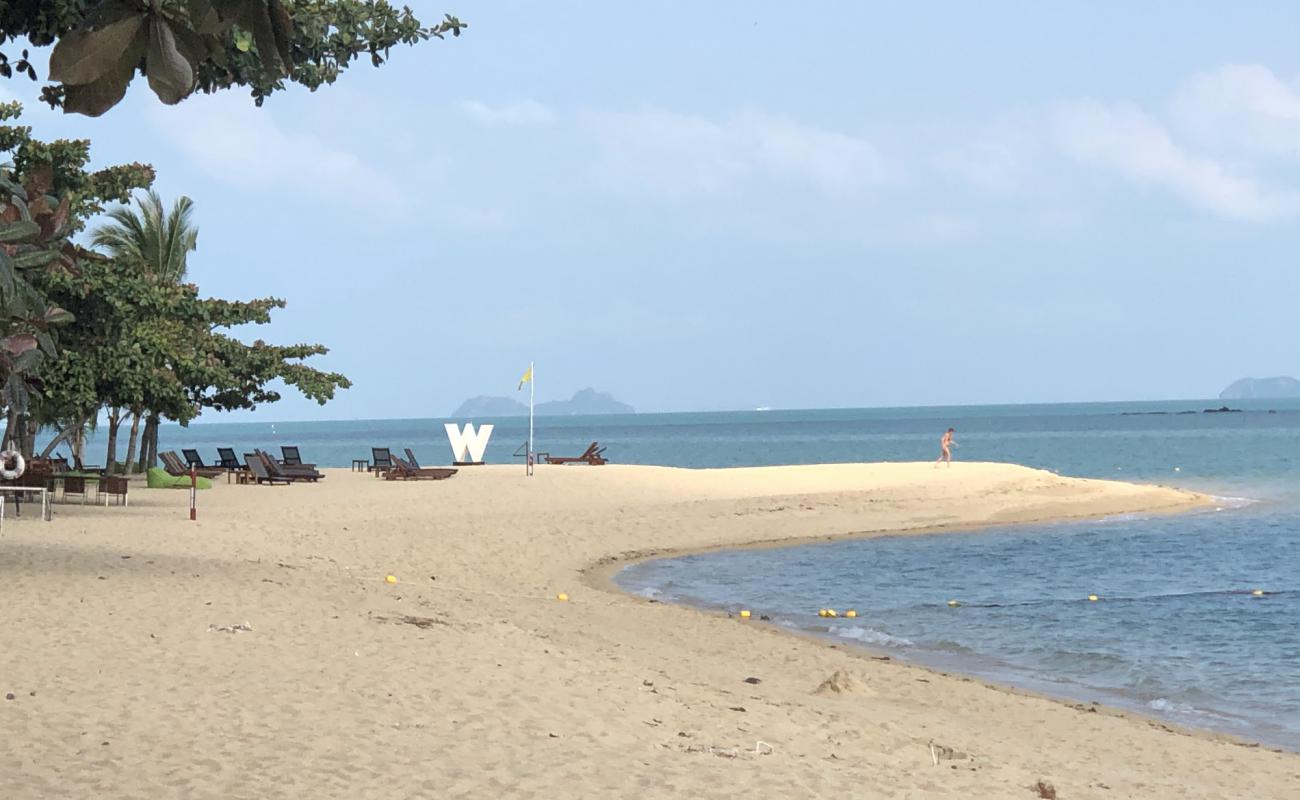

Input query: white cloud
[1169,64,1300,160]
[934,118,1041,194]
[460,99,556,126]
[1052,98,1299,222]
[149,93,402,213]
[581,108,886,197]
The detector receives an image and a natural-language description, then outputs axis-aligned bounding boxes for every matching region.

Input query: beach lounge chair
[384,455,458,481]
[244,453,291,485]
[161,451,223,479]
[370,447,394,476]
[281,446,315,467]
[216,448,243,470]
[73,454,103,475]
[182,449,212,469]
[404,448,421,468]
[543,442,608,465]
[255,449,324,482]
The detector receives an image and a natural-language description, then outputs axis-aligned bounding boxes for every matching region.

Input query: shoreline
[4,461,1296,798]
[583,486,1216,582]
[590,501,1296,755]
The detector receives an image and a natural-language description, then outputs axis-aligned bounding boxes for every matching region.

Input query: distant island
[1219,376,1300,400]
[451,388,634,417]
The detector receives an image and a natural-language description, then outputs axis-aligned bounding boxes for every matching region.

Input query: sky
[3,2,1300,419]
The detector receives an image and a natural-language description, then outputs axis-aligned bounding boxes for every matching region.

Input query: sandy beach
[2,461,1296,798]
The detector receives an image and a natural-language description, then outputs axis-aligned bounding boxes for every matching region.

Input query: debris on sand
[373,614,447,629]
[814,669,866,696]
[208,622,253,633]
[1033,779,1057,799]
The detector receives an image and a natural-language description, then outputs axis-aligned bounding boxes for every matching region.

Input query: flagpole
[527,361,535,477]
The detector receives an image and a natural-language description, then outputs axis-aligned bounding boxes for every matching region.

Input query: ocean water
[136,398,1300,493]
[67,398,1300,747]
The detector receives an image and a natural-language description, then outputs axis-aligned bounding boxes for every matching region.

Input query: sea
[118,400,1300,748]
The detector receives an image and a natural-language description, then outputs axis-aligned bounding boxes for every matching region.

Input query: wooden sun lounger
[245,453,291,485]
[543,442,608,465]
[281,446,315,468]
[256,450,324,482]
[216,448,243,470]
[383,455,457,481]
[182,449,210,468]
[162,451,224,479]
[404,448,421,468]
[371,447,394,476]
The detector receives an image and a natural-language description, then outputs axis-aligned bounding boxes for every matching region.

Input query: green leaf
[0,249,16,298]
[13,248,62,269]
[49,15,145,86]
[188,1,225,36]
[146,18,195,105]
[44,306,75,325]
[0,220,41,243]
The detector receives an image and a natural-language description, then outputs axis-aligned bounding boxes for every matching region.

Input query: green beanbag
[146,467,212,490]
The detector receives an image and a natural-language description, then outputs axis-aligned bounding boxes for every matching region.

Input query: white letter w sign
[445,422,493,464]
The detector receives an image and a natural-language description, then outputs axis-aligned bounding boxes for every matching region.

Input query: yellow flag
[518,366,532,390]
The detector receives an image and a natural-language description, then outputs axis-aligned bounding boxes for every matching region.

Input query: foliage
[0,99,151,416]
[1,1,465,116]
[37,252,351,434]
[2,100,348,461]
[92,189,198,283]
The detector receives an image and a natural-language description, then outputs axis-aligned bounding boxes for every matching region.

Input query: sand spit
[4,462,1296,799]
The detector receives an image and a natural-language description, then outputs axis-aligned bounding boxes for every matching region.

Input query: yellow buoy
[556,593,569,602]
[844,609,857,618]
[817,609,828,617]
[946,600,960,607]
[385,575,397,584]
[739,609,751,619]
[826,609,837,618]
[1088,594,1099,602]
[1251,589,1265,597]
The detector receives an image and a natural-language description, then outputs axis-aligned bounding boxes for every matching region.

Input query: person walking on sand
[935,428,956,467]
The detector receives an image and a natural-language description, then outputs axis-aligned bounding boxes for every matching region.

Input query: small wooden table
[351,459,369,472]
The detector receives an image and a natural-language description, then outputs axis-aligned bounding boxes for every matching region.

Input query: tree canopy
[2,101,350,465]
[1,1,464,116]
[0,98,152,418]
[37,254,351,428]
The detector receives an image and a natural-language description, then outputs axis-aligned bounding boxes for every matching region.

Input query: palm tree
[91,190,199,283]
[91,191,199,471]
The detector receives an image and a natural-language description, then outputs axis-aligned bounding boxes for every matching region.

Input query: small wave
[1145,697,1227,720]
[1208,495,1259,510]
[834,625,914,648]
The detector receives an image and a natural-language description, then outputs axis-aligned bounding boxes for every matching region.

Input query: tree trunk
[38,413,91,459]
[123,409,142,473]
[39,426,73,459]
[142,413,160,469]
[2,407,16,451]
[73,425,86,468]
[105,408,122,474]
[15,414,31,459]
